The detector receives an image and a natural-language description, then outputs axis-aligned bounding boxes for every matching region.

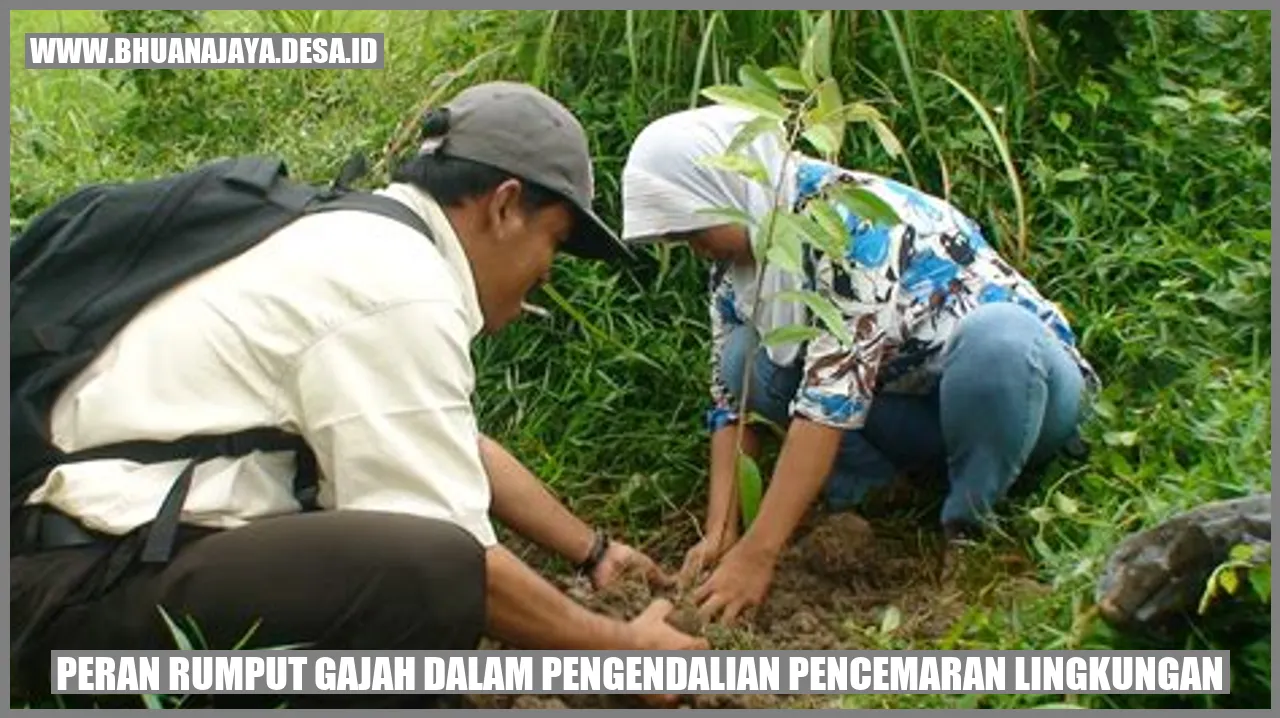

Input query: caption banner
[25,33,384,69]
[52,650,1230,695]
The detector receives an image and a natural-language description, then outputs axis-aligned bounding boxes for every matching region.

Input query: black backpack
[10,154,435,562]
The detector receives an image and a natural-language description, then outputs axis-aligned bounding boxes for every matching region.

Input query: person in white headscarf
[621,105,1099,625]
[622,105,809,368]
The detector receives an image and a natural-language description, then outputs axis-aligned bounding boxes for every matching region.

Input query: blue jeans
[720,302,1087,531]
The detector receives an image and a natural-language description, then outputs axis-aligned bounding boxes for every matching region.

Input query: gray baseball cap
[426,81,631,263]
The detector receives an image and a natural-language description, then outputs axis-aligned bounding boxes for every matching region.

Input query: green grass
[10,9,1271,709]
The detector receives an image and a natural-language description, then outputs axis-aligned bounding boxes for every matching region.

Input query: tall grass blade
[156,605,194,651]
[539,284,663,371]
[625,10,640,89]
[879,10,932,178]
[689,10,723,108]
[1011,10,1041,67]
[531,10,560,89]
[927,68,1030,263]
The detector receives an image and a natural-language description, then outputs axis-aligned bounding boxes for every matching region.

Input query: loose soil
[464,510,1051,710]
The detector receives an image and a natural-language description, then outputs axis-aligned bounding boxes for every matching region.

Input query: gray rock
[1095,493,1270,631]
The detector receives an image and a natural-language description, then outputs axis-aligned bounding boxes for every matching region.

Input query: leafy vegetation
[10,8,1271,709]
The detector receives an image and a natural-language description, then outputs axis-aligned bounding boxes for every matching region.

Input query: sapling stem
[708,92,817,563]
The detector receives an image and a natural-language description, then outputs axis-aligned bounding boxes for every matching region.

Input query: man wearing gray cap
[11,81,703,708]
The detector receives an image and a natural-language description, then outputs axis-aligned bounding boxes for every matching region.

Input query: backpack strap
[309,150,436,243]
[308,193,435,243]
[52,428,313,564]
[12,324,78,359]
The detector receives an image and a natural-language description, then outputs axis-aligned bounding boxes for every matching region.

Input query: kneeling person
[11,82,703,707]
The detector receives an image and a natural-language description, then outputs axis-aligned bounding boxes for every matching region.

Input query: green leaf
[230,618,263,650]
[774,211,832,252]
[806,199,849,256]
[262,641,313,650]
[1229,543,1256,562]
[1243,228,1270,244]
[772,289,853,347]
[1055,167,1091,183]
[1032,534,1054,559]
[1198,571,1222,614]
[837,102,886,124]
[802,123,841,159]
[766,66,808,92]
[1050,111,1072,133]
[1078,79,1111,110]
[727,114,784,157]
[1151,95,1193,113]
[156,606,194,651]
[798,11,832,89]
[182,614,209,650]
[879,605,902,634]
[765,229,805,276]
[1219,568,1240,595]
[738,63,780,96]
[870,119,905,158]
[1107,451,1133,478]
[831,186,902,226]
[1052,493,1080,517]
[814,77,843,120]
[1029,506,1054,524]
[1103,430,1139,447]
[775,210,844,266]
[700,84,789,121]
[141,694,166,709]
[695,206,758,227]
[1249,563,1271,602]
[1092,399,1117,420]
[736,452,764,526]
[802,78,845,160]
[809,11,834,81]
[762,324,823,346]
[696,152,770,186]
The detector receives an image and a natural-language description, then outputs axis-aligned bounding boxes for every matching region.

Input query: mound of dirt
[463,511,1049,709]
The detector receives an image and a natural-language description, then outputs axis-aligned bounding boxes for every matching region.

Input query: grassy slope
[10,9,1272,709]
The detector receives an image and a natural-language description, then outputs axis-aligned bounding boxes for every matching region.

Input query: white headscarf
[621,105,807,367]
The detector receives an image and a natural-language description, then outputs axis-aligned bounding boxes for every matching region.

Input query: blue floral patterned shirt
[706,159,1100,433]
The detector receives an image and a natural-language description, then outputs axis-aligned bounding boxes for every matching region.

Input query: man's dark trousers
[11,509,487,708]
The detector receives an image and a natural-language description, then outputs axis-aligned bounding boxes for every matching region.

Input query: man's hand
[627,598,708,650]
[677,530,738,587]
[591,541,674,591]
[626,599,710,708]
[692,542,777,625]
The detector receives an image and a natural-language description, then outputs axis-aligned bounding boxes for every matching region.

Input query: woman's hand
[692,540,777,625]
[678,529,739,587]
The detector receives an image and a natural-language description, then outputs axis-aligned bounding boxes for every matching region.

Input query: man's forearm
[738,417,843,558]
[705,423,760,539]
[480,434,596,565]
[484,544,635,650]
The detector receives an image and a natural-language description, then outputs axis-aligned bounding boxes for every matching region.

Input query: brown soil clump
[796,512,878,577]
